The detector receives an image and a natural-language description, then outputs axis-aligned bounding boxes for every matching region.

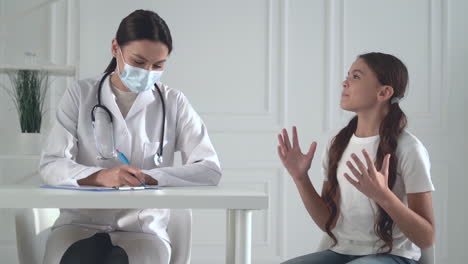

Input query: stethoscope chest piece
[154,154,163,167]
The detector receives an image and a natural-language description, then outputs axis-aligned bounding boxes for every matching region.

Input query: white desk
[0,185,268,264]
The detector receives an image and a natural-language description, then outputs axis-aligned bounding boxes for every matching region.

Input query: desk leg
[234,209,253,264]
[226,209,236,264]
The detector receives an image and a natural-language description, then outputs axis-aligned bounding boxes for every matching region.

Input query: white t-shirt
[321,130,434,260]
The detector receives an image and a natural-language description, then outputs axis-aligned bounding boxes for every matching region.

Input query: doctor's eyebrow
[132,53,166,64]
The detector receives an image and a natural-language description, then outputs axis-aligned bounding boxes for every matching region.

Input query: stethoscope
[91,73,166,166]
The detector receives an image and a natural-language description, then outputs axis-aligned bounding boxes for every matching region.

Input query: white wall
[446,0,468,262]
[0,0,467,263]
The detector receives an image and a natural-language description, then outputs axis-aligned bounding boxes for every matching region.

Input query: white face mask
[117,47,163,93]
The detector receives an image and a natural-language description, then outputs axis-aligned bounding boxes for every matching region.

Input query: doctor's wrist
[78,169,104,186]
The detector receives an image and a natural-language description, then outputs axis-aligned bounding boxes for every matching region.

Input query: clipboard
[40,185,160,192]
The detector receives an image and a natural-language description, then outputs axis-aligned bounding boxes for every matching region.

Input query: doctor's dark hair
[102,9,172,77]
[323,52,408,254]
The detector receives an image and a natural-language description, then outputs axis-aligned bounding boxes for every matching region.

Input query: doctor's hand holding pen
[78,165,148,187]
[78,150,158,187]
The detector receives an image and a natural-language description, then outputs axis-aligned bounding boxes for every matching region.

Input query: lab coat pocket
[143,141,168,169]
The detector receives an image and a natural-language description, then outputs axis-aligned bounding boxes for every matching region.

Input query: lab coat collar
[101,74,124,123]
[125,84,156,120]
[102,74,157,121]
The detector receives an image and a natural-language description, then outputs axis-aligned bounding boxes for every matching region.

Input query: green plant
[1,69,49,133]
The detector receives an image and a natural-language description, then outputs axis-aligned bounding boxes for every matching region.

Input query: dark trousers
[59,233,129,264]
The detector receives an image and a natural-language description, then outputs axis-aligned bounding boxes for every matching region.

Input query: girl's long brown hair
[323,52,408,253]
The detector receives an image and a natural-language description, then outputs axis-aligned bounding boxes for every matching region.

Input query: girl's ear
[377,85,394,103]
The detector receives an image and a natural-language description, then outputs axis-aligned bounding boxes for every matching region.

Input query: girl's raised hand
[277,126,317,183]
[343,149,392,203]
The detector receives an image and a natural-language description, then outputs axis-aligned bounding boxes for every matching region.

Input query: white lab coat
[39,74,221,263]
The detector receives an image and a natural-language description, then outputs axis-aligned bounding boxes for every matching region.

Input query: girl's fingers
[277,134,286,148]
[380,154,391,176]
[351,154,369,177]
[344,173,360,190]
[277,135,289,157]
[346,160,363,180]
[307,142,317,161]
[282,129,292,150]
[277,146,286,160]
[292,126,300,150]
[362,149,377,173]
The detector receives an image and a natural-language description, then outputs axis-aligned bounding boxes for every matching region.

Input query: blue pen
[116,149,146,186]
[116,149,130,165]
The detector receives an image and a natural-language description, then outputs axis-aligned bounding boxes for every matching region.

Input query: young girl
[278,52,435,264]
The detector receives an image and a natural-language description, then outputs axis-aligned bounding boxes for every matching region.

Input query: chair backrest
[15,208,59,264]
[15,208,192,264]
[317,234,435,264]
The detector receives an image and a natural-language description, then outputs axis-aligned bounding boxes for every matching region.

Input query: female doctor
[39,9,221,264]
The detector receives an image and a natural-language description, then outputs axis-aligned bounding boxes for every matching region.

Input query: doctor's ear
[111,39,119,57]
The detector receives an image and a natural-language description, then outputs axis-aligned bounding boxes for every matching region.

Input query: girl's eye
[134,61,144,65]
[353,74,360,80]
[153,65,162,69]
